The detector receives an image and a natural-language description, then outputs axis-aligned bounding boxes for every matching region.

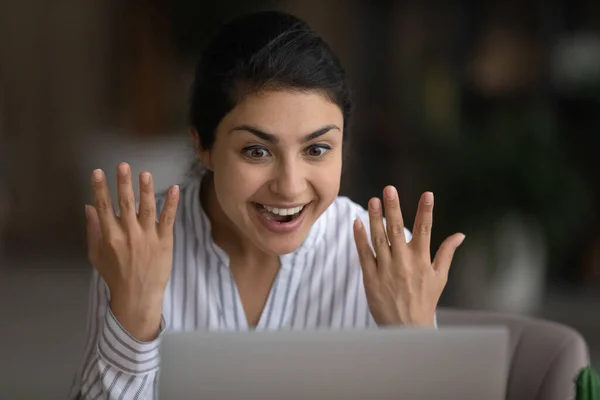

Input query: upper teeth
[263,205,304,216]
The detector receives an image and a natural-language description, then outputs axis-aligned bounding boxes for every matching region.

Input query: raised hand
[353,186,465,327]
[85,162,180,340]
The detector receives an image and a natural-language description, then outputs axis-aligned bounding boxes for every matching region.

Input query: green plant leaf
[575,366,600,400]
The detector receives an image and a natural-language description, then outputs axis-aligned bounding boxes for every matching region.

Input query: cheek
[311,158,342,199]
[214,157,265,206]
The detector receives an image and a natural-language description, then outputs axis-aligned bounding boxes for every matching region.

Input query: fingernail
[118,163,129,176]
[171,185,179,196]
[424,192,434,205]
[84,205,91,220]
[354,219,363,230]
[384,186,396,199]
[457,234,466,246]
[141,172,150,184]
[92,169,103,182]
[370,197,380,211]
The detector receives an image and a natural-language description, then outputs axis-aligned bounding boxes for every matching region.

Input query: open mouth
[253,203,308,223]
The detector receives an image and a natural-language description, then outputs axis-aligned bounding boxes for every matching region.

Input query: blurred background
[0,0,599,397]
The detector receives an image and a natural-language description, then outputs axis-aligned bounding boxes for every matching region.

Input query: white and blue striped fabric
[68,176,414,400]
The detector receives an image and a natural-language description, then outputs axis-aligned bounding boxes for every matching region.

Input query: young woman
[70,10,465,400]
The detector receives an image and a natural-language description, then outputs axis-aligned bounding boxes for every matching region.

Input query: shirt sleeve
[68,270,164,400]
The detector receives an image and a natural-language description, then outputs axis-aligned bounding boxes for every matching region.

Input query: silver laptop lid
[159,327,509,400]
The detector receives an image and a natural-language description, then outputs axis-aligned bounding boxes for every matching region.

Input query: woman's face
[199,90,344,255]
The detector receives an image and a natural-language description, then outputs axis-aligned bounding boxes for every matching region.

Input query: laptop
[159,327,509,400]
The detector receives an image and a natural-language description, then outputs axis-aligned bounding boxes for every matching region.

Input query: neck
[200,173,275,267]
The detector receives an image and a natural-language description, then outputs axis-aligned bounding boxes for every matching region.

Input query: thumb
[85,204,102,260]
[432,233,465,275]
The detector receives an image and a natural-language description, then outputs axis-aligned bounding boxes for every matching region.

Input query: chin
[255,235,306,256]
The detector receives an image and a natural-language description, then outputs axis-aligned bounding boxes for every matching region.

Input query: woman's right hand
[85,162,180,341]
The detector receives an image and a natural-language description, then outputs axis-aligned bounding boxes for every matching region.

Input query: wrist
[376,312,436,328]
[110,292,163,341]
[413,312,436,328]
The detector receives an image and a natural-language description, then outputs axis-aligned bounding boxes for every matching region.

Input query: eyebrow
[230,124,341,144]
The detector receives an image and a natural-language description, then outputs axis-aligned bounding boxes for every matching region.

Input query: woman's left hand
[353,186,465,327]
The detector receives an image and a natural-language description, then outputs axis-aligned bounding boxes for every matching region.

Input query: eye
[242,145,271,159]
[305,144,331,158]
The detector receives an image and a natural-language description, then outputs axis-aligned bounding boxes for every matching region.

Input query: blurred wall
[0,0,115,259]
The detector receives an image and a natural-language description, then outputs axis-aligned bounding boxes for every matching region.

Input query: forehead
[220,90,344,136]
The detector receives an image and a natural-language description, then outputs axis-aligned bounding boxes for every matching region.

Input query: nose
[268,158,308,200]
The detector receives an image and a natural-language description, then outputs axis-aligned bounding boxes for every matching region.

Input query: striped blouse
[68,176,414,400]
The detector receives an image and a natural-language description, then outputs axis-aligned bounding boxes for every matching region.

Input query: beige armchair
[437,308,590,400]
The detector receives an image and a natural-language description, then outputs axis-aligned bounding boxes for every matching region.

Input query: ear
[190,128,214,171]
